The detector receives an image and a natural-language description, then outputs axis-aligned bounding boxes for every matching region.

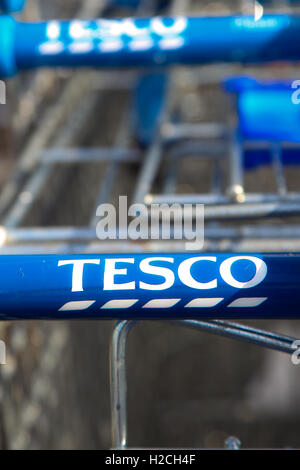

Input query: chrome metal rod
[42,147,140,165]
[109,317,296,450]
[175,319,297,354]
[110,320,137,449]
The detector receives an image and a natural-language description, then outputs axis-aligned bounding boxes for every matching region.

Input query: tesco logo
[58,255,267,292]
[40,17,188,56]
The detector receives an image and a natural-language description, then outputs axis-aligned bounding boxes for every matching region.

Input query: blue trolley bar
[0,0,25,13]
[1,15,300,76]
[0,253,297,319]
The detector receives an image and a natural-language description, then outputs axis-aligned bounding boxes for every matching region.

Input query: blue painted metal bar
[0,0,25,13]
[133,72,169,146]
[1,15,300,77]
[224,76,300,143]
[224,76,300,168]
[0,253,297,319]
[109,0,170,10]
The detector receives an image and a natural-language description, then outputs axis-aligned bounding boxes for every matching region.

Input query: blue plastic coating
[225,76,300,142]
[224,76,300,168]
[133,72,168,146]
[13,16,300,69]
[0,0,25,12]
[109,0,144,7]
[0,15,16,76]
[2,15,300,76]
[0,253,296,319]
[110,0,170,10]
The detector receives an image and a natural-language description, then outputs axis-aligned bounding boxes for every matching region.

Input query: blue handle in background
[224,76,300,168]
[0,253,296,319]
[0,0,25,13]
[2,15,300,77]
[133,72,169,146]
[110,0,171,10]
[225,76,300,142]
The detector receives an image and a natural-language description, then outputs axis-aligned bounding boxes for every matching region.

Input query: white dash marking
[143,299,180,309]
[227,297,267,308]
[39,42,64,55]
[159,37,184,50]
[69,42,94,54]
[101,299,138,309]
[59,300,95,311]
[129,38,154,51]
[99,39,123,52]
[185,298,223,308]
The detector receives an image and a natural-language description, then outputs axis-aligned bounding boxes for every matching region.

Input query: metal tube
[1,238,300,253]
[0,253,297,319]
[227,131,245,203]
[271,142,287,196]
[147,193,300,204]
[176,319,297,354]
[4,224,300,243]
[42,147,140,165]
[110,320,136,449]
[109,317,296,450]
[2,15,300,77]
[0,0,25,13]
[133,138,163,205]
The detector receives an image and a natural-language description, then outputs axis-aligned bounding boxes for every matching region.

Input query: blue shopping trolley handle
[0,0,25,13]
[0,253,298,319]
[110,0,170,9]
[1,15,300,77]
[224,76,300,143]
